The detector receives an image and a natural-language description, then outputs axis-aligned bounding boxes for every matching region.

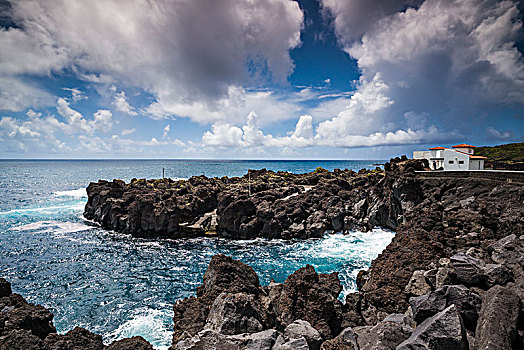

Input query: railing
[414,170,524,185]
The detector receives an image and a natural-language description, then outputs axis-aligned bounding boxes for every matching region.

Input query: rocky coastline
[2,157,523,349]
[84,156,422,239]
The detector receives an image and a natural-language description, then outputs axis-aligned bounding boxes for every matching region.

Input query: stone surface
[205,293,264,335]
[397,305,467,350]
[353,318,412,350]
[410,289,447,324]
[107,336,154,349]
[320,327,359,350]
[0,329,46,350]
[489,234,524,265]
[273,336,309,350]
[0,279,11,299]
[197,255,261,300]
[173,328,280,350]
[435,266,457,289]
[410,285,481,331]
[84,160,430,241]
[0,279,154,349]
[481,264,513,288]
[173,255,263,343]
[475,285,520,350]
[45,327,104,350]
[405,270,432,296]
[450,253,484,286]
[357,169,523,314]
[3,302,56,339]
[443,285,481,331]
[283,320,322,350]
[275,265,344,339]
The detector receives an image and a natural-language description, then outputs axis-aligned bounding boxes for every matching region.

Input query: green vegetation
[475,142,524,170]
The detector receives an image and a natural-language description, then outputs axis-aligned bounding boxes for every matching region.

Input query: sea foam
[104,307,172,350]
[53,188,87,199]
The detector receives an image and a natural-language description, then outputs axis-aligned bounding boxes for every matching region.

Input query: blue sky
[0,0,523,159]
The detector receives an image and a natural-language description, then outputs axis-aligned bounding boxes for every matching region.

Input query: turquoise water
[0,160,392,349]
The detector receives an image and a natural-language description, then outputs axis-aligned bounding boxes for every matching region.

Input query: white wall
[469,159,484,170]
[443,149,470,170]
[413,151,431,159]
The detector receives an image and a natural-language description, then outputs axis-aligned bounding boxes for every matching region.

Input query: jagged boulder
[481,264,513,288]
[0,279,11,298]
[173,328,280,350]
[397,305,468,350]
[45,327,104,350]
[205,293,265,335]
[274,265,344,339]
[197,255,261,300]
[273,335,309,349]
[410,285,481,330]
[283,320,322,350]
[450,253,484,286]
[320,327,358,350]
[353,316,413,350]
[0,329,46,350]
[475,285,520,350]
[173,255,263,343]
[106,336,154,350]
[3,302,56,339]
[488,234,524,266]
[405,270,432,296]
[0,279,154,349]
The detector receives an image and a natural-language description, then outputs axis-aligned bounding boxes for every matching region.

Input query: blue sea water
[0,159,392,349]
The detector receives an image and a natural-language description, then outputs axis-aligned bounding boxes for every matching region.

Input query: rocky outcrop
[357,167,524,315]
[85,159,428,239]
[171,255,347,349]
[172,229,524,349]
[397,305,468,350]
[81,157,523,348]
[0,278,153,349]
[474,285,520,350]
[172,254,266,343]
[273,265,344,339]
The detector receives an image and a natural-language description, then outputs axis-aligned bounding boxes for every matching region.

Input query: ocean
[0,159,393,349]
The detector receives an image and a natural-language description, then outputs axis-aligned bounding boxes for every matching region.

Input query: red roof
[429,146,446,150]
[452,144,476,148]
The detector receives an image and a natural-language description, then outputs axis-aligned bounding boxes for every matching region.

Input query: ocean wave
[10,220,93,235]
[0,203,85,216]
[104,307,172,349]
[53,188,87,199]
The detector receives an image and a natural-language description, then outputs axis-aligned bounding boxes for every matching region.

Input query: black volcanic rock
[172,254,262,343]
[106,336,153,349]
[84,164,418,239]
[171,255,348,348]
[274,265,344,340]
[45,327,104,350]
[0,279,11,298]
[0,279,154,349]
[475,285,520,350]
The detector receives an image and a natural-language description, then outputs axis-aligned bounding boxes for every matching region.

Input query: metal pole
[163,167,165,179]
[248,170,251,197]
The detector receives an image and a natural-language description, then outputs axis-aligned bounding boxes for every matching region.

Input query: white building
[413,144,486,171]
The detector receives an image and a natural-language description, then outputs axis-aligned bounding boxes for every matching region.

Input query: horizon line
[0,158,388,162]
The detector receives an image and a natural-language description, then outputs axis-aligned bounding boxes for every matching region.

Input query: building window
[449,160,454,164]
[458,160,464,164]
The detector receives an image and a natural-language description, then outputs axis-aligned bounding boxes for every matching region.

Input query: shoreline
[1,157,523,349]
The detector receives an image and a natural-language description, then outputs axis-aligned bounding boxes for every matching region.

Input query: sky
[0,0,523,159]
